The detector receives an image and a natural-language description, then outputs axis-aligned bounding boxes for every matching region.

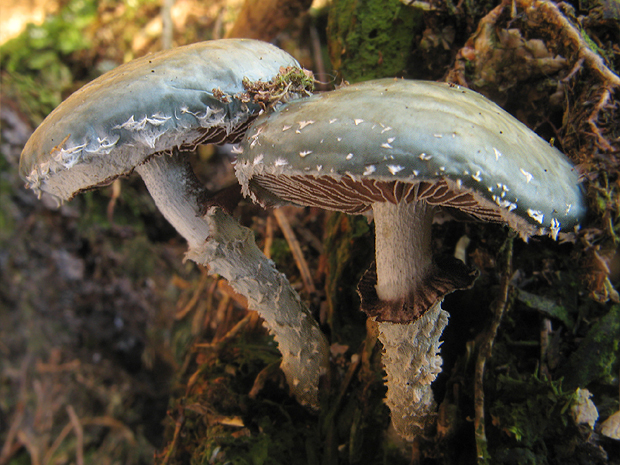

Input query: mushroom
[234,78,587,439]
[19,38,329,408]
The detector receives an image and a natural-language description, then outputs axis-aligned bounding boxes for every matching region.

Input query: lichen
[489,373,579,462]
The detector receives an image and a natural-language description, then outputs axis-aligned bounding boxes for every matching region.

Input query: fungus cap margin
[20,39,301,201]
[235,79,586,238]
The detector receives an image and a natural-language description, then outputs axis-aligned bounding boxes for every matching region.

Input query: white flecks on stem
[377,303,449,441]
[192,207,329,408]
[371,199,443,441]
[137,153,329,408]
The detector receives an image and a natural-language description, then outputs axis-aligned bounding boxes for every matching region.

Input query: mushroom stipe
[236,78,586,440]
[19,38,328,409]
[358,255,478,323]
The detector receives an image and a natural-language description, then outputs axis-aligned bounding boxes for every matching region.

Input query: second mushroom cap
[235,78,586,239]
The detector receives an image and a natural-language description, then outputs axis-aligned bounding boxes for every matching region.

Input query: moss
[326,0,423,82]
[0,0,98,122]
[558,304,620,391]
[75,180,159,235]
[195,414,320,465]
[160,324,318,465]
[579,26,616,73]
[269,237,297,279]
[515,289,573,328]
[120,235,158,281]
[489,374,575,463]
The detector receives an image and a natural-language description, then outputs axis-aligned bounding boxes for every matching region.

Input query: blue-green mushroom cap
[235,79,586,239]
[20,39,301,201]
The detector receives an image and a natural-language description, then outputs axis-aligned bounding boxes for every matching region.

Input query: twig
[46,414,139,461]
[474,235,514,464]
[273,207,316,294]
[212,294,233,341]
[35,359,80,373]
[309,24,329,91]
[561,56,585,83]
[159,409,184,465]
[540,318,553,379]
[587,87,616,152]
[66,406,84,465]
[515,1,620,154]
[43,422,74,465]
[520,0,620,87]
[194,312,254,350]
[264,214,274,259]
[106,179,121,224]
[0,356,32,465]
[175,268,210,320]
[190,295,210,336]
[216,279,249,308]
[16,430,40,465]
[0,405,24,465]
[249,361,283,399]
[82,416,136,444]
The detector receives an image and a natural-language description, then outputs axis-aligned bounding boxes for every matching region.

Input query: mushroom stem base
[377,302,449,441]
[188,207,329,408]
